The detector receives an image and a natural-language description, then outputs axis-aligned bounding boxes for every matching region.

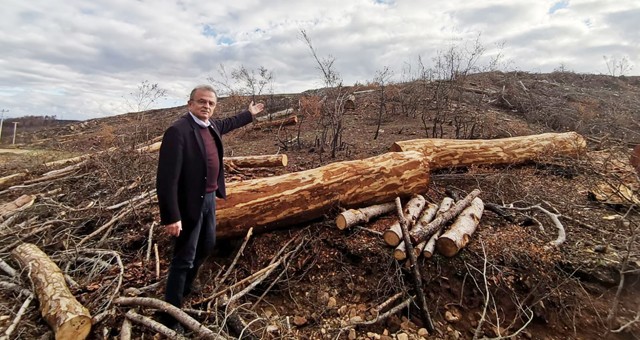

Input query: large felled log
[382,195,427,246]
[11,243,92,340]
[409,189,481,244]
[226,154,288,168]
[1,194,36,220]
[390,132,586,169]
[0,173,27,187]
[436,197,484,257]
[252,115,298,130]
[216,151,430,238]
[336,202,396,230]
[255,108,294,122]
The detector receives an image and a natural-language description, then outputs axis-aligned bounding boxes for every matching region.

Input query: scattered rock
[444,306,462,323]
[367,332,381,339]
[348,328,357,339]
[396,332,409,340]
[349,316,363,324]
[418,328,429,337]
[293,315,307,326]
[327,296,337,308]
[266,325,279,334]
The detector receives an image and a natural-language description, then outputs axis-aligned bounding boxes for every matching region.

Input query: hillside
[0,71,639,339]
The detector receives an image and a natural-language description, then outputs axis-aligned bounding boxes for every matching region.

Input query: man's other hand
[165,221,182,237]
[248,101,265,116]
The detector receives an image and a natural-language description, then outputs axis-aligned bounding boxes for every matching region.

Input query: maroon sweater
[199,127,219,193]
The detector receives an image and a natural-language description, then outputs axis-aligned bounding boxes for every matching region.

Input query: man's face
[188,89,217,122]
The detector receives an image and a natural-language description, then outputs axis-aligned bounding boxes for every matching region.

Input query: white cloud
[0,0,638,120]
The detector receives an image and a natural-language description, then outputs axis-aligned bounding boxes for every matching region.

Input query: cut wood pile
[338,190,487,260]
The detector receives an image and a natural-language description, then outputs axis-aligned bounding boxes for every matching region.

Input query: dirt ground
[0,71,639,339]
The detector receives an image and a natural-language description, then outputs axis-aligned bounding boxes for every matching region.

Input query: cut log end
[336,215,348,230]
[393,249,407,261]
[383,230,401,247]
[58,316,92,340]
[281,154,288,167]
[435,237,458,257]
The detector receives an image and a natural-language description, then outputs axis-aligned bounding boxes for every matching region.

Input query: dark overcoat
[156,111,253,227]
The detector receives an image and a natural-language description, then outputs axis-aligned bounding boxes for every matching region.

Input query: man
[156,84,264,329]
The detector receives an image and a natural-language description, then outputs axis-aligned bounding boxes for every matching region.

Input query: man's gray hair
[189,85,217,101]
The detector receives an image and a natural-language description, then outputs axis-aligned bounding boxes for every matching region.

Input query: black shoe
[184,282,203,297]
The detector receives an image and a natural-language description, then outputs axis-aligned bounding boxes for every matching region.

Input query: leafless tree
[300,29,347,160]
[123,80,167,113]
[373,66,393,140]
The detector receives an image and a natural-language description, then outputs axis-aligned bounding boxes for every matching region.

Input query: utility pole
[12,122,18,145]
[0,109,8,143]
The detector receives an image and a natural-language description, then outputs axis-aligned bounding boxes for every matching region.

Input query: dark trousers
[165,192,216,311]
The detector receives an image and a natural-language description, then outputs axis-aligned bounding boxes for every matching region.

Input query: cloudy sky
[1,0,638,121]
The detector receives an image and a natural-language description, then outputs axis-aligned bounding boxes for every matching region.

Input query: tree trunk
[225,154,288,168]
[382,195,427,246]
[255,108,294,122]
[11,243,92,340]
[1,195,36,220]
[252,115,298,130]
[410,189,481,244]
[216,151,430,238]
[336,202,396,230]
[390,132,586,169]
[0,173,27,187]
[436,197,484,257]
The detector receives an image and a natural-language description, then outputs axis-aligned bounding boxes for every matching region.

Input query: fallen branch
[349,297,413,327]
[395,197,434,333]
[123,309,187,340]
[0,258,17,277]
[503,203,566,247]
[336,202,396,230]
[218,227,254,288]
[120,309,133,340]
[114,297,217,339]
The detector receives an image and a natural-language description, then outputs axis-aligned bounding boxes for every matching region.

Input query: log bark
[409,189,481,244]
[390,132,586,169]
[216,151,430,238]
[252,115,298,130]
[422,198,455,258]
[408,203,439,258]
[436,197,484,257]
[225,154,288,168]
[382,195,427,246]
[11,243,92,340]
[0,194,36,220]
[336,202,396,230]
[255,108,294,122]
[0,173,27,187]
